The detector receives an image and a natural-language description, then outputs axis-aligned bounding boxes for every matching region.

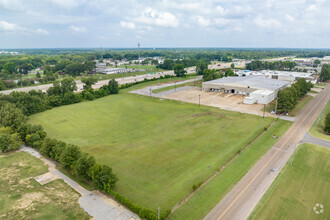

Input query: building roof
[250,90,274,95]
[204,76,289,91]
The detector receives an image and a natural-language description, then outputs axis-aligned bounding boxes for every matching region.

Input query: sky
[0,0,330,49]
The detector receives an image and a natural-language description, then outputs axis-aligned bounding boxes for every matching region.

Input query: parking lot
[164,87,274,117]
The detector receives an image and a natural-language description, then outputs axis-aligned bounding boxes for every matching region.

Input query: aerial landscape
[0,0,329,220]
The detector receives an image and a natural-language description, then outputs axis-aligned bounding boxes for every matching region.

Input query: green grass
[289,95,313,116]
[309,101,330,141]
[309,90,318,94]
[0,152,90,219]
[152,80,202,94]
[29,78,274,213]
[117,64,159,71]
[249,144,330,220]
[169,120,292,220]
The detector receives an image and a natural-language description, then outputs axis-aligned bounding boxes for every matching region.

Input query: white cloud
[215,5,227,15]
[135,7,179,28]
[36,28,50,35]
[196,16,210,27]
[0,20,24,32]
[254,16,282,28]
[0,0,24,11]
[120,21,136,29]
[285,15,295,22]
[51,0,85,9]
[69,25,86,33]
[0,20,50,35]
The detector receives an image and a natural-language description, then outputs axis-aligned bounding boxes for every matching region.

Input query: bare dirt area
[164,87,274,117]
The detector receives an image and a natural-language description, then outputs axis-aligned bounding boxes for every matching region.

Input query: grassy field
[249,144,329,220]
[289,95,313,116]
[29,77,274,213]
[263,95,313,116]
[309,101,330,141]
[152,80,202,94]
[0,152,89,219]
[169,120,292,220]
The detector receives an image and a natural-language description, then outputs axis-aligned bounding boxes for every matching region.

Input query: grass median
[249,143,329,220]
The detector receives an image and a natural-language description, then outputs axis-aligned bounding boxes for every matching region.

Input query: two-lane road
[204,84,330,220]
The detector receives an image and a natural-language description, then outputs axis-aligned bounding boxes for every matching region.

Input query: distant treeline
[246,60,297,71]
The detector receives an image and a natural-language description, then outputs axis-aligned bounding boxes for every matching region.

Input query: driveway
[20,146,139,220]
[301,132,330,148]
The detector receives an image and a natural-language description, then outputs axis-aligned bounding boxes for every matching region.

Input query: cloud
[69,25,86,33]
[51,0,85,9]
[196,16,210,27]
[0,0,24,11]
[254,16,282,28]
[215,5,227,15]
[135,7,179,28]
[120,21,136,29]
[36,28,50,35]
[0,20,50,35]
[285,15,295,22]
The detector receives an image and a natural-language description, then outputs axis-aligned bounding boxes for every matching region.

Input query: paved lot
[204,83,330,220]
[164,88,275,118]
[21,146,139,220]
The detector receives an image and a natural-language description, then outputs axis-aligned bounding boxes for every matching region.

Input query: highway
[204,84,330,220]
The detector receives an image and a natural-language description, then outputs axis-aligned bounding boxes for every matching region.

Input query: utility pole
[175,82,176,91]
[290,144,297,165]
[263,104,266,118]
[158,207,160,220]
[149,88,151,99]
[138,43,140,72]
[275,98,278,114]
[199,94,201,107]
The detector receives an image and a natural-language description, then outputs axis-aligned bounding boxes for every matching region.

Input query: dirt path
[20,146,139,220]
[204,84,330,220]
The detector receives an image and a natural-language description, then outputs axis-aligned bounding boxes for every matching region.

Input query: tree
[108,79,119,94]
[81,77,98,90]
[65,62,85,76]
[174,64,186,77]
[60,144,81,170]
[231,63,235,68]
[196,60,208,75]
[224,69,237,77]
[91,164,118,191]
[320,64,330,82]
[0,101,26,129]
[324,112,330,134]
[3,62,17,74]
[202,69,218,81]
[74,153,96,179]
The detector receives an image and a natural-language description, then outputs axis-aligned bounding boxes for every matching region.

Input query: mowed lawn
[29,84,273,212]
[0,152,89,219]
[309,101,330,141]
[249,144,330,220]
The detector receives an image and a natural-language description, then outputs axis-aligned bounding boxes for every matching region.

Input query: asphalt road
[204,84,330,220]
[302,132,330,148]
[0,67,197,95]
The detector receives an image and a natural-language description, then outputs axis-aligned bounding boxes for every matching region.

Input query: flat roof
[250,90,274,95]
[204,76,289,91]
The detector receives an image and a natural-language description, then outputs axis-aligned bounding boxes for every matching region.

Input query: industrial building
[202,76,290,104]
[235,70,314,82]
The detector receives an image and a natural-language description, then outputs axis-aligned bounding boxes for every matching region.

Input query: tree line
[0,76,175,219]
[246,60,297,71]
[277,79,313,113]
[320,64,330,82]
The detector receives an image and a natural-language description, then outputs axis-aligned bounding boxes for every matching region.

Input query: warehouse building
[202,76,289,104]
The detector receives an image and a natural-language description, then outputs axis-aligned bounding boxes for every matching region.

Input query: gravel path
[301,132,330,148]
[129,76,202,98]
[20,146,139,220]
